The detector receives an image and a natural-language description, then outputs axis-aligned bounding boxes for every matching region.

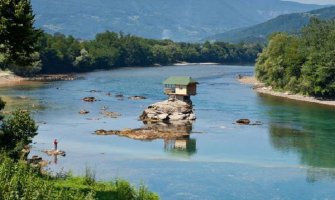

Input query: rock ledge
[140,99,196,122]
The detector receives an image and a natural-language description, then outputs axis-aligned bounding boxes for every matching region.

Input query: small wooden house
[163,76,198,101]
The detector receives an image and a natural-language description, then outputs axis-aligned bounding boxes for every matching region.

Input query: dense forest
[256,18,335,98]
[37,32,262,74]
[0,0,262,76]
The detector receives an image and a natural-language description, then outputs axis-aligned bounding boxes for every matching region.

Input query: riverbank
[0,70,26,86]
[0,156,159,200]
[238,76,335,107]
[0,70,79,87]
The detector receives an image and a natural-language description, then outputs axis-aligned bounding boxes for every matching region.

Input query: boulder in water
[79,109,90,115]
[82,97,97,102]
[140,99,196,123]
[128,96,147,100]
[236,119,251,125]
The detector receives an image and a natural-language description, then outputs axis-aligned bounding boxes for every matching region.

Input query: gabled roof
[163,76,198,86]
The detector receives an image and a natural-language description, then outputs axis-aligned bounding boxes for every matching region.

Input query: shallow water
[1,65,335,200]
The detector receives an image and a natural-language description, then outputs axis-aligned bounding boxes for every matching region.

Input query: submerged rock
[236,119,251,125]
[42,150,66,156]
[115,94,124,98]
[140,99,196,123]
[89,89,102,93]
[79,109,90,115]
[100,111,121,118]
[128,96,147,100]
[82,97,97,102]
[94,123,191,141]
[235,119,262,126]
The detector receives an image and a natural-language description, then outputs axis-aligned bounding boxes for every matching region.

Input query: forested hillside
[38,32,262,74]
[1,0,262,76]
[207,6,335,43]
[31,0,320,41]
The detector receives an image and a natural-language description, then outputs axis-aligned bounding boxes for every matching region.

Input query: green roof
[163,76,198,86]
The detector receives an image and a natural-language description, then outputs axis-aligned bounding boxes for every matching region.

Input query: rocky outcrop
[94,122,192,140]
[42,150,66,156]
[140,99,196,123]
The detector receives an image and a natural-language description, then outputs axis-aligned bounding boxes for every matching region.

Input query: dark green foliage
[0,109,38,159]
[0,0,42,76]
[0,98,5,121]
[256,18,335,97]
[0,155,159,200]
[0,156,95,200]
[37,31,262,74]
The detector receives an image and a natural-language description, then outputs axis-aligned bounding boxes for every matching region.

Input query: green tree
[256,18,335,97]
[0,0,42,76]
[0,109,38,159]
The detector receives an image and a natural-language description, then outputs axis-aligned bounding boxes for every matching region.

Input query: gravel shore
[238,76,335,107]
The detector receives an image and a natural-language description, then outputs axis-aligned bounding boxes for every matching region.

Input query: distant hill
[206,6,335,43]
[31,0,321,41]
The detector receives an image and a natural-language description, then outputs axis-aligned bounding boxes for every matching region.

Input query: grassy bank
[0,156,159,200]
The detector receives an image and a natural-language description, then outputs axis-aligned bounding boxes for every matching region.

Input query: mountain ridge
[206,6,335,43]
[31,0,322,41]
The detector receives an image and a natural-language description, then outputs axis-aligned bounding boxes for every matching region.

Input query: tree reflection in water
[261,94,335,181]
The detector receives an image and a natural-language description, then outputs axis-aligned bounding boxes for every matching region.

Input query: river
[1,64,335,200]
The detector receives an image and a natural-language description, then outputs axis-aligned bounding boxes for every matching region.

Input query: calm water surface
[1,65,335,200]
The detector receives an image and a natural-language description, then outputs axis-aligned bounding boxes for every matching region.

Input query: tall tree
[0,0,41,76]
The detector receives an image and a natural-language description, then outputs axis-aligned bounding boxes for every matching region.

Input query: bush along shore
[0,156,159,200]
[255,18,335,99]
[0,97,159,200]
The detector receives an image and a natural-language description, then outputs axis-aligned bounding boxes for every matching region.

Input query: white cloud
[286,0,335,5]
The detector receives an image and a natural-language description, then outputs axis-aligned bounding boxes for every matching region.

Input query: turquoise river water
[1,65,335,200]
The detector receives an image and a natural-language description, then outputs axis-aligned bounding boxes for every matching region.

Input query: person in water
[54,139,58,152]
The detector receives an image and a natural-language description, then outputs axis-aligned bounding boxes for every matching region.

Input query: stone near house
[82,97,97,102]
[79,109,90,115]
[236,119,251,125]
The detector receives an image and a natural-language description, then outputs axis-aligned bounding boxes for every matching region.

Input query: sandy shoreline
[238,76,335,107]
[0,71,78,87]
[0,71,27,86]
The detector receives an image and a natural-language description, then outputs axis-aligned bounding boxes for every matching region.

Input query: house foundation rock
[140,99,196,122]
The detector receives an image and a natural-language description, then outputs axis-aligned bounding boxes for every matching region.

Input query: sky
[288,0,335,5]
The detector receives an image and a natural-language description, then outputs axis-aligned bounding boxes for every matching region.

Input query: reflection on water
[145,121,197,157]
[164,138,197,157]
[2,65,335,199]
[261,94,335,181]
